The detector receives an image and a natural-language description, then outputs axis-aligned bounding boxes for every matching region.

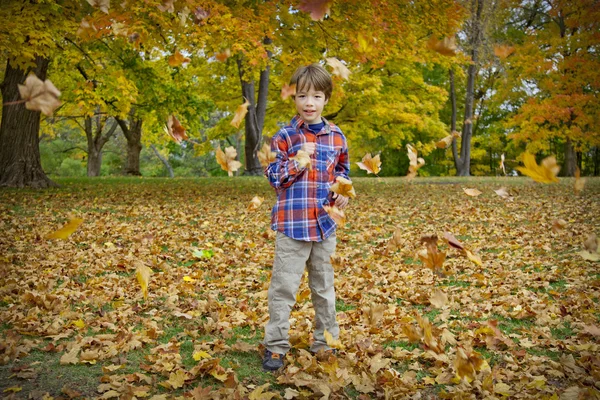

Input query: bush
[58,158,86,177]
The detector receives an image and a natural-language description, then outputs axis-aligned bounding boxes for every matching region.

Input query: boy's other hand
[333,194,349,209]
[302,142,316,155]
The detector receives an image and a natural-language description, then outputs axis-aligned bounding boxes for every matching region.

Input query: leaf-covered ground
[0,176,599,399]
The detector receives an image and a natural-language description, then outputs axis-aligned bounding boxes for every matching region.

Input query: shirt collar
[291,115,331,135]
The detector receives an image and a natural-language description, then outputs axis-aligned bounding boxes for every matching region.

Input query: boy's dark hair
[290,63,333,100]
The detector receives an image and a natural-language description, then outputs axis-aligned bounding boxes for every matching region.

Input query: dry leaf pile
[0,177,598,399]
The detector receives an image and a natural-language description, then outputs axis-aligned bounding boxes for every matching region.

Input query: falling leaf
[499,153,507,175]
[290,149,312,170]
[281,83,296,100]
[166,115,188,143]
[436,131,460,149]
[298,0,332,21]
[443,232,465,251]
[579,250,600,262]
[323,329,343,350]
[257,143,276,167]
[230,98,250,128]
[168,51,191,67]
[157,0,174,13]
[494,187,512,200]
[215,48,231,62]
[136,263,152,301]
[584,233,598,253]
[18,74,62,116]
[216,146,243,177]
[494,44,515,59]
[356,153,381,175]
[441,329,457,346]
[247,196,264,211]
[465,249,483,266]
[417,248,446,277]
[574,167,585,194]
[516,153,560,183]
[387,228,404,253]
[46,218,83,240]
[193,7,210,24]
[323,205,345,226]
[454,346,486,382]
[429,289,448,308]
[406,144,425,180]
[427,36,457,56]
[87,0,109,13]
[552,219,567,233]
[330,176,356,199]
[326,58,351,80]
[463,188,482,197]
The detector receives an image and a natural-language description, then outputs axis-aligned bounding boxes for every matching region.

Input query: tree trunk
[562,137,577,177]
[150,144,174,178]
[237,37,272,176]
[85,115,118,177]
[116,116,143,176]
[0,57,57,188]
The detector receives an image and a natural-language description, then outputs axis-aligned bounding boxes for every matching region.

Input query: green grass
[551,323,575,340]
[336,299,356,312]
[383,340,420,351]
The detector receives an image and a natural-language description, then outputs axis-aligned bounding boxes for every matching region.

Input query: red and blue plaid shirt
[265,115,350,242]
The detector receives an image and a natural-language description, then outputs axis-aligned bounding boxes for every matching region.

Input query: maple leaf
[257,143,276,167]
[231,98,250,128]
[60,346,80,365]
[463,188,482,197]
[87,0,109,13]
[427,36,457,56]
[429,289,448,309]
[356,153,381,175]
[417,248,446,277]
[326,58,351,80]
[298,0,332,21]
[499,153,507,175]
[160,369,188,389]
[248,383,279,400]
[443,232,465,251]
[574,167,586,194]
[247,196,264,211]
[18,74,62,116]
[387,227,404,253]
[46,217,83,240]
[435,131,460,149]
[406,144,425,180]
[516,153,560,183]
[454,346,488,382]
[330,176,356,199]
[166,115,188,143]
[281,83,296,100]
[215,48,231,62]
[135,263,152,301]
[323,205,345,226]
[324,329,344,350]
[494,44,515,59]
[168,51,191,67]
[494,187,513,200]
[157,0,175,13]
[552,219,567,233]
[291,149,312,170]
[216,146,242,177]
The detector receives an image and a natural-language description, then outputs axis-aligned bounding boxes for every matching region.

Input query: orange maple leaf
[494,44,515,59]
[330,176,356,199]
[215,48,231,62]
[298,0,332,21]
[435,131,460,149]
[168,51,191,67]
[427,36,457,56]
[231,98,250,128]
[166,115,188,143]
[356,153,381,175]
[281,83,296,100]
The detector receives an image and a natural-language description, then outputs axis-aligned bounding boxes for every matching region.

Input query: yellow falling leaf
[231,98,250,128]
[136,263,152,301]
[291,149,312,170]
[46,218,84,240]
[168,51,191,67]
[465,249,482,266]
[516,153,559,183]
[326,57,351,80]
[323,329,344,350]
[257,143,276,167]
[574,167,585,194]
[323,205,345,226]
[215,48,231,62]
[427,36,457,56]
[192,350,212,361]
[494,44,515,59]
[406,144,425,180]
[247,196,264,211]
[216,146,243,177]
[435,131,460,149]
[356,153,381,175]
[330,176,356,199]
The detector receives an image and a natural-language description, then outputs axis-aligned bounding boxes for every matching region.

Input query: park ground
[0,176,599,399]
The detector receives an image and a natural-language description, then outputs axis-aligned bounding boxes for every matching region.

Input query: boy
[262,63,350,371]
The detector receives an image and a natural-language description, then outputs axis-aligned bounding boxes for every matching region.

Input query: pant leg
[263,232,312,354]
[307,233,339,352]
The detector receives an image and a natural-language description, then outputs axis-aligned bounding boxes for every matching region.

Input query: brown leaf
[298,0,332,21]
[429,289,448,309]
[166,115,188,143]
[216,146,242,176]
[584,233,598,253]
[443,232,465,251]
[427,36,457,56]
[257,143,276,167]
[168,51,191,67]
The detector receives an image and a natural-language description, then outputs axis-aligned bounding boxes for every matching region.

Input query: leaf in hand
[230,98,250,128]
[406,144,425,180]
[135,263,152,301]
[323,205,345,226]
[291,149,312,170]
[330,176,356,199]
[166,115,188,143]
[18,74,62,116]
[216,146,242,177]
[257,143,276,167]
[298,0,332,21]
[516,153,559,183]
[326,58,351,80]
[356,153,381,175]
[46,218,83,240]
[281,83,296,100]
[168,51,191,67]
[427,36,457,56]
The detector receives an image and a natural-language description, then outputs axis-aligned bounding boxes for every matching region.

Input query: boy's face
[294,84,328,125]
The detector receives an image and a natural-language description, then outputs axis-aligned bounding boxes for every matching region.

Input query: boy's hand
[301,142,316,156]
[333,194,349,209]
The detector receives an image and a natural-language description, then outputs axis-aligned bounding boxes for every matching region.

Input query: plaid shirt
[265,115,350,242]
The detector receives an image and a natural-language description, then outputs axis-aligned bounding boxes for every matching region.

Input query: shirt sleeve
[334,136,350,181]
[265,130,306,191]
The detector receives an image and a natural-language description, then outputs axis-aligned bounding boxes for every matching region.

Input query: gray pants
[263,232,339,354]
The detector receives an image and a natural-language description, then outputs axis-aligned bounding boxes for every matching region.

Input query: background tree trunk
[150,144,174,178]
[562,137,577,177]
[116,116,143,176]
[0,57,57,188]
[85,115,118,177]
